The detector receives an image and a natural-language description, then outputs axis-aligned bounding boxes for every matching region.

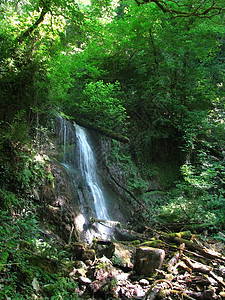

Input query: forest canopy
[1,0,225,216]
[1,0,225,298]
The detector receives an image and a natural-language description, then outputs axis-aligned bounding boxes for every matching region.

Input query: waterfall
[63,119,67,162]
[75,124,110,222]
[56,115,112,242]
[74,123,111,241]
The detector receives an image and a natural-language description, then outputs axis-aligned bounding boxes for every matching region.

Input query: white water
[63,119,67,162]
[74,123,111,239]
[56,115,113,241]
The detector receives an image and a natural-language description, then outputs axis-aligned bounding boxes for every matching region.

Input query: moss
[168,231,192,239]
[112,254,125,266]
[139,239,164,248]
[130,240,141,245]
[151,161,181,188]
[27,255,59,273]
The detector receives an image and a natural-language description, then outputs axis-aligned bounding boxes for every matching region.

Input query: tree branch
[73,118,130,143]
[16,6,49,45]
[130,0,225,19]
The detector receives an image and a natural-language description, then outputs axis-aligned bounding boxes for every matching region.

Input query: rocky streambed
[43,228,225,300]
[38,155,225,299]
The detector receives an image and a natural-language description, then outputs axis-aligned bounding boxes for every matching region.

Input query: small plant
[50,277,79,300]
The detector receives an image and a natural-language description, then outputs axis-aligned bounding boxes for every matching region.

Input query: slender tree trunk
[16,7,49,45]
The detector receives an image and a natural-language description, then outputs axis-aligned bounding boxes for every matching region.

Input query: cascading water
[75,123,111,240]
[56,115,112,242]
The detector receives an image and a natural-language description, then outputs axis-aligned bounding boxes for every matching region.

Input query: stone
[134,247,165,276]
[42,158,80,244]
[76,268,87,277]
[74,260,88,269]
[66,243,96,261]
[98,256,113,265]
[112,242,136,269]
[96,241,115,258]
[78,276,92,285]
[66,242,86,260]
[82,249,96,261]
[139,278,150,286]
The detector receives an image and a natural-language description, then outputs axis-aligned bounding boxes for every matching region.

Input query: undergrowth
[0,120,78,299]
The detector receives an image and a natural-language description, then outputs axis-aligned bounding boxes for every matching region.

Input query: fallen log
[73,118,130,143]
[182,256,213,274]
[179,256,225,288]
[167,243,185,273]
[90,217,120,227]
[156,231,225,262]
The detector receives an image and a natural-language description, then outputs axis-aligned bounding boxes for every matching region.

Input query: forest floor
[65,221,225,300]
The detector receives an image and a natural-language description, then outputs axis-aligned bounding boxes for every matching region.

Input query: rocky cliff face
[40,157,80,244]
[89,133,134,224]
[40,115,165,244]
[40,118,135,244]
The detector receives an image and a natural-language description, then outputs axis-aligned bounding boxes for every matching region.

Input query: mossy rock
[95,242,115,259]
[111,242,136,269]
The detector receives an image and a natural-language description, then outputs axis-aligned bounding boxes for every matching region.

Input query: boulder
[95,241,115,259]
[112,242,136,270]
[66,242,96,261]
[89,262,118,297]
[139,278,150,286]
[78,276,92,285]
[134,247,165,276]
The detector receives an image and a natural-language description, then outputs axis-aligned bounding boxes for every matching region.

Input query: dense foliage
[1,0,225,297]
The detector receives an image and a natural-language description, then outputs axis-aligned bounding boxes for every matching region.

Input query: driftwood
[140,228,225,300]
[156,231,225,262]
[89,217,225,299]
[167,243,185,273]
[90,217,153,242]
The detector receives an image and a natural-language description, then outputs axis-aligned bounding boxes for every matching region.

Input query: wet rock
[74,260,88,270]
[89,266,116,293]
[134,247,165,276]
[66,242,86,259]
[133,284,146,298]
[82,249,96,261]
[85,257,119,298]
[98,256,113,265]
[117,282,147,299]
[75,286,87,297]
[70,267,87,278]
